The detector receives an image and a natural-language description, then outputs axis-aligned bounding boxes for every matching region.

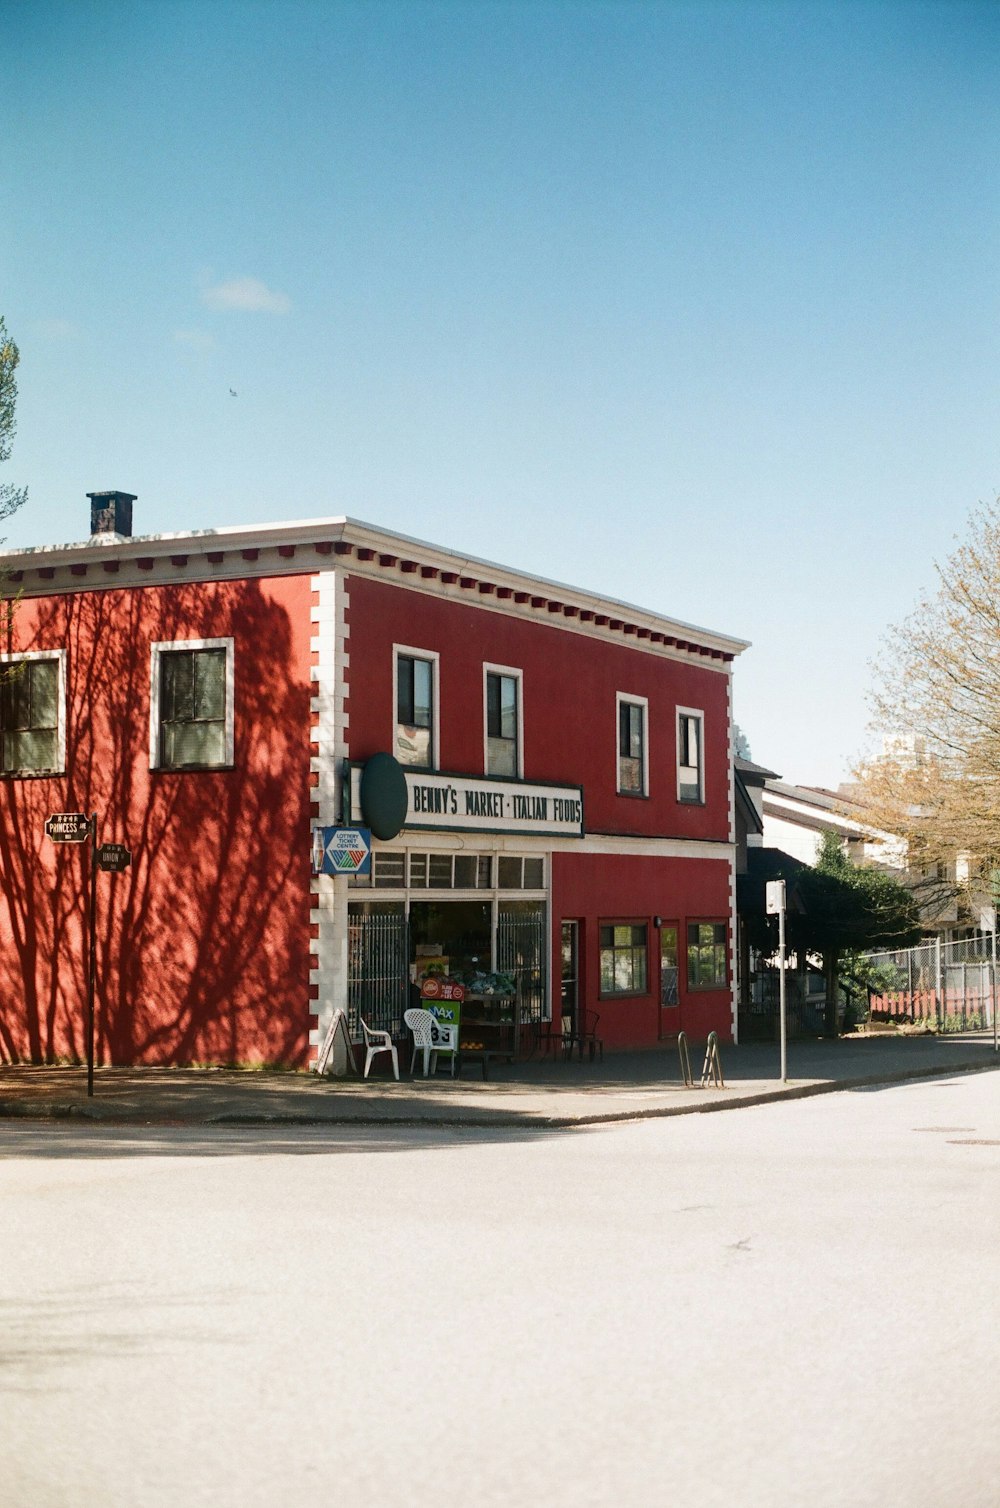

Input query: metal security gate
[348,908,409,1040]
[497,904,546,1025]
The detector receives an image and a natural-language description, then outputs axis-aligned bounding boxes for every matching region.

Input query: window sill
[150,763,235,774]
[616,789,649,800]
[0,768,64,780]
[599,991,652,1002]
[677,796,705,806]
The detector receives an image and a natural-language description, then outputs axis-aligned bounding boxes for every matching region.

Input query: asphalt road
[3,1073,998,1508]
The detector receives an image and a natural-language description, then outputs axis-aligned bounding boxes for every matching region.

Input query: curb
[0,1055,996,1131]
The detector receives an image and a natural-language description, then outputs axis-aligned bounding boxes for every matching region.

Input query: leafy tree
[791,832,920,1036]
[861,500,1000,887]
[733,723,752,760]
[0,316,28,526]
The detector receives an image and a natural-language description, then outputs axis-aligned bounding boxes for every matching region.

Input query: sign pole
[44,811,129,1098]
[766,879,788,1083]
[993,918,998,1055]
[87,811,97,1097]
[778,902,787,1084]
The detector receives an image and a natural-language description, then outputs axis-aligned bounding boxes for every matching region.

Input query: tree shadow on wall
[0,579,312,1066]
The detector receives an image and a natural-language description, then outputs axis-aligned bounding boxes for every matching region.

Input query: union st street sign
[44,812,92,843]
[97,843,132,874]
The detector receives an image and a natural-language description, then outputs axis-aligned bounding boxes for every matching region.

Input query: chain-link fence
[865,936,997,1029]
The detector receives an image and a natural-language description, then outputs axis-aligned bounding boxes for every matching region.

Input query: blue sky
[4,0,998,787]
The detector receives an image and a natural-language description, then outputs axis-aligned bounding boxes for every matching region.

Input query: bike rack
[700,1030,725,1089]
[677,1030,694,1087]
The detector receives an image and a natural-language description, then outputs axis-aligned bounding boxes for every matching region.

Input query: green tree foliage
[791,832,920,1036]
[0,316,28,526]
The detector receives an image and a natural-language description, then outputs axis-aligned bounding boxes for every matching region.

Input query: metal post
[778,904,787,1083]
[766,879,787,1083]
[907,948,914,1022]
[86,812,97,1098]
[935,936,943,1028]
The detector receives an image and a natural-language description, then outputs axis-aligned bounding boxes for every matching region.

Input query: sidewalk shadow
[0,1119,568,1161]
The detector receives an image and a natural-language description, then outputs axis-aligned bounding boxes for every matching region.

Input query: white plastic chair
[360,1017,399,1080]
[404,1007,459,1077]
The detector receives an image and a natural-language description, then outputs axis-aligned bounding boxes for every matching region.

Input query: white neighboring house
[760,777,971,935]
[760,779,901,867]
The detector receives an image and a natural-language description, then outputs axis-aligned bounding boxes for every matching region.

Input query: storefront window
[600,923,648,996]
[687,922,727,988]
[361,851,541,891]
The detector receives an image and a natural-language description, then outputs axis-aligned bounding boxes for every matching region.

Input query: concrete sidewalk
[0,1031,998,1130]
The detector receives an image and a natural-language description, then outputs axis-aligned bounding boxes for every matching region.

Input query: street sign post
[44,812,133,1097]
[766,879,788,1083]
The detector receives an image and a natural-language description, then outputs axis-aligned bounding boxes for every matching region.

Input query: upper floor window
[151,638,234,770]
[0,651,65,776]
[677,708,704,803]
[485,667,521,778]
[617,694,648,795]
[395,649,437,769]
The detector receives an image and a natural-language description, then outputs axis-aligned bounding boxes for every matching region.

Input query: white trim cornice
[1,513,749,662]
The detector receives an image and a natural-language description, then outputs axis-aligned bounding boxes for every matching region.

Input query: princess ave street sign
[44,813,92,843]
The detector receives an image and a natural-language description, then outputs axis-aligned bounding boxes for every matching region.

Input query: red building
[0,492,748,1068]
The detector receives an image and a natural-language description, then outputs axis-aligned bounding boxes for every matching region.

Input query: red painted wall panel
[552,851,734,1045]
[346,575,732,841]
[0,575,314,1066]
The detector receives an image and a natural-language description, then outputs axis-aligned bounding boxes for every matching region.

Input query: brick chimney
[87,490,136,538]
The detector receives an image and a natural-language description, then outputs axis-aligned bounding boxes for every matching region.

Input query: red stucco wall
[552,851,734,1046]
[345,575,732,841]
[0,574,314,1066]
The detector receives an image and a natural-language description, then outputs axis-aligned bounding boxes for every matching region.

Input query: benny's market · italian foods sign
[406,772,584,835]
[352,764,584,838]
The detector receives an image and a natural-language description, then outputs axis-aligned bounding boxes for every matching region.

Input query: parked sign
[420,978,463,1040]
[97,843,132,874]
[44,812,92,843]
[421,977,466,1004]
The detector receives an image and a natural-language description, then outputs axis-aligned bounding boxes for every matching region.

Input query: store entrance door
[560,921,580,1040]
[659,922,680,1037]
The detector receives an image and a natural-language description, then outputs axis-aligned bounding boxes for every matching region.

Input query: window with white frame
[617,694,648,795]
[677,708,704,803]
[151,638,234,770]
[395,649,437,769]
[485,666,521,778]
[0,651,66,775]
